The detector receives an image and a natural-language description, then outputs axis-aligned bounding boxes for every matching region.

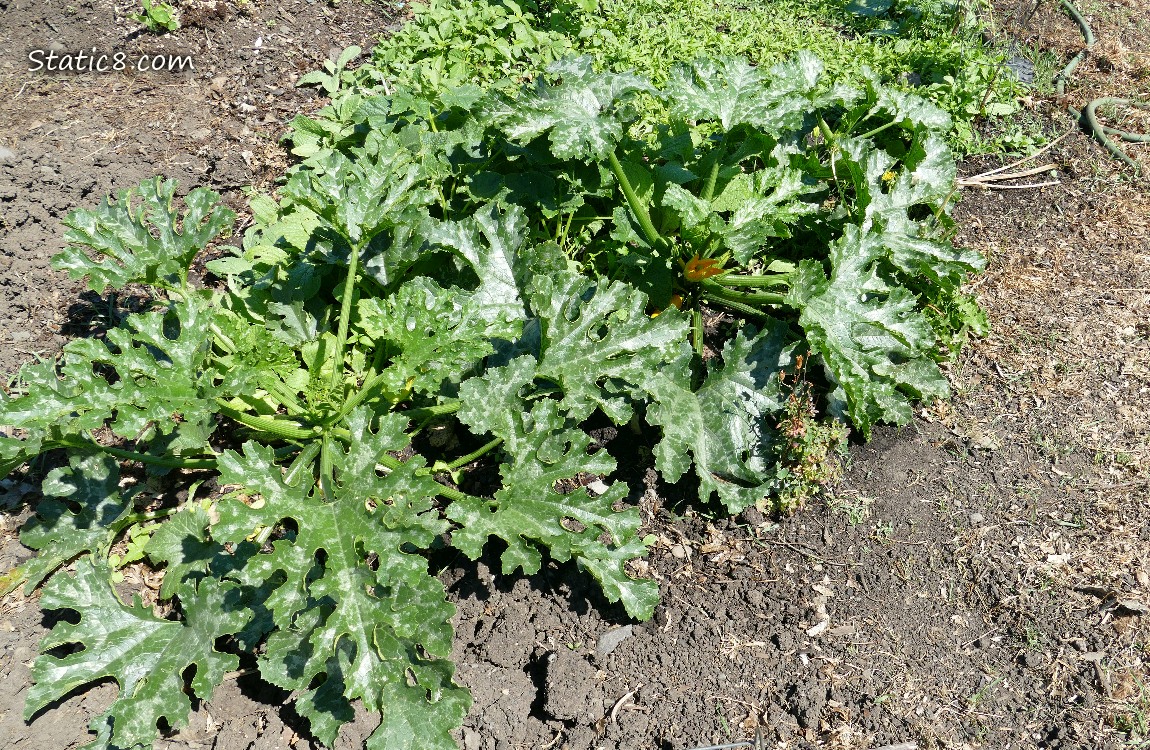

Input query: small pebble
[0,146,16,165]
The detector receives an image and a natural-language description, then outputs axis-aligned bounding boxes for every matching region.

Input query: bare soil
[1,2,1147,750]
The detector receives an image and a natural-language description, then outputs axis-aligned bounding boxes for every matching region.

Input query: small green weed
[297,46,363,96]
[827,492,875,525]
[132,0,179,33]
[1113,677,1150,743]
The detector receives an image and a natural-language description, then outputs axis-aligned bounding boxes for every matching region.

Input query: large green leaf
[647,323,793,513]
[664,53,824,134]
[453,357,659,619]
[9,454,129,595]
[420,202,533,322]
[486,56,652,160]
[26,561,248,750]
[282,132,434,246]
[869,79,951,133]
[786,227,949,437]
[0,298,221,454]
[835,135,981,292]
[357,277,521,398]
[53,177,235,292]
[664,164,818,263]
[841,133,957,237]
[0,431,60,481]
[144,504,218,600]
[213,411,467,749]
[529,271,692,423]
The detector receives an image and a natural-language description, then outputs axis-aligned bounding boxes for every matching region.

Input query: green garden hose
[1056,0,1148,174]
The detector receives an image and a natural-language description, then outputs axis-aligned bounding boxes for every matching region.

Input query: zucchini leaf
[453,357,660,620]
[485,56,652,160]
[787,227,950,437]
[26,561,248,750]
[54,177,235,292]
[213,411,467,750]
[647,323,794,513]
[529,271,692,423]
[0,297,223,455]
[8,454,130,595]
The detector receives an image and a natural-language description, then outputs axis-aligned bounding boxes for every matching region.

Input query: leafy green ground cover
[356,0,1044,154]
[0,4,995,749]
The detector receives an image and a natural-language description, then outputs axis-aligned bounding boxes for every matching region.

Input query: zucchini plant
[0,54,983,750]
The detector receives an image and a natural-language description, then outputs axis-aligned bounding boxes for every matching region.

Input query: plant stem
[263,380,307,416]
[700,140,726,202]
[702,293,774,319]
[418,437,503,476]
[701,282,786,306]
[377,452,481,504]
[709,272,793,289]
[692,305,705,357]
[110,506,180,536]
[858,119,898,140]
[216,400,322,441]
[328,242,362,394]
[210,323,237,354]
[606,150,662,249]
[334,370,392,423]
[398,400,462,422]
[319,435,336,501]
[75,438,218,470]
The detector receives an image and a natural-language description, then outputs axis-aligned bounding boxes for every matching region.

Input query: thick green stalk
[607,150,662,249]
[262,380,307,416]
[334,370,392,424]
[110,507,180,537]
[709,272,793,289]
[216,400,321,441]
[702,293,773,319]
[701,282,786,306]
[73,438,217,470]
[377,452,480,505]
[398,401,462,422]
[328,242,362,394]
[692,306,705,357]
[700,144,724,203]
[857,119,898,140]
[817,116,836,145]
[418,437,503,476]
[319,435,336,501]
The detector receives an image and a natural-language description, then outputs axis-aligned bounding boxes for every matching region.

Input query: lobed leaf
[528,271,692,423]
[53,177,234,292]
[454,357,660,619]
[13,454,130,595]
[664,53,825,134]
[26,561,248,750]
[647,323,794,513]
[485,56,653,160]
[213,412,466,748]
[0,297,222,459]
[786,227,950,437]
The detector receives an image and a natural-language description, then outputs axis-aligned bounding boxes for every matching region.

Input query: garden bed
[1,1,1147,749]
